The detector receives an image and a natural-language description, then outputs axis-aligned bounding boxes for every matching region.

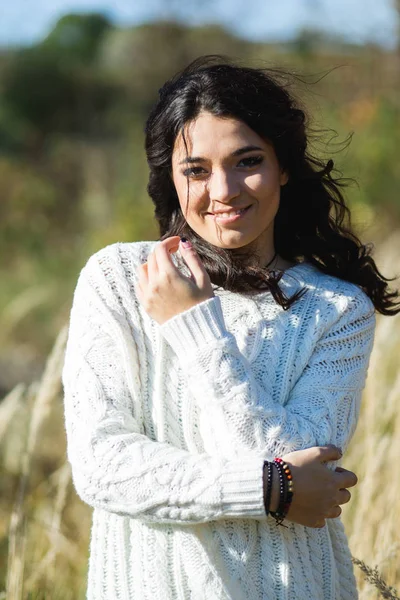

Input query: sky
[0,0,398,49]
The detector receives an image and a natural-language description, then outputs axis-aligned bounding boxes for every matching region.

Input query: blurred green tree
[100,21,252,114]
[41,13,112,64]
[0,13,117,142]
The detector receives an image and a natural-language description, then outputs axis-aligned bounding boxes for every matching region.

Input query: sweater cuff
[219,456,266,519]
[159,296,228,360]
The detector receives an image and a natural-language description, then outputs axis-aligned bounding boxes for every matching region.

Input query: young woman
[62,56,399,600]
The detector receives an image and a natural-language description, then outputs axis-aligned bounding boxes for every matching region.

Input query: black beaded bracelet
[262,460,273,515]
[269,462,287,526]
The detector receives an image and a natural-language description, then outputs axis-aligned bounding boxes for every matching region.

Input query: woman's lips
[209,205,252,224]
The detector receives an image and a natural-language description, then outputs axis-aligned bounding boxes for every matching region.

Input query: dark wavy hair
[144,55,399,315]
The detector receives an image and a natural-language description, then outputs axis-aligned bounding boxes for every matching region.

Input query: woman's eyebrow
[232,145,263,156]
[179,156,204,165]
[179,145,264,165]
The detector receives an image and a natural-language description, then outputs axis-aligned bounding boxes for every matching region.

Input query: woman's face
[171,111,288,265]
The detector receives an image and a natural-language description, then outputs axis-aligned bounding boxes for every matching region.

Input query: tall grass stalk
[5,326,68,599]
[0,384,26,441]
[24,462,72,590]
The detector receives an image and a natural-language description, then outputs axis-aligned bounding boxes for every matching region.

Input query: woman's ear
[280,170,289,186]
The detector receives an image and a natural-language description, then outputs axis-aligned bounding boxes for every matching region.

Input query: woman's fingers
[135,237,214,324]
[153,236,212,293]
[337,488,351,505]
[153,237,181,275]
[335,467,358,489]
[288,444,342,466]
[327,505,342,519]
[145,237,211,292]
[147,249,160,286]
[315,445,343,463]
[137,262,149,285]
[179,238,211,287]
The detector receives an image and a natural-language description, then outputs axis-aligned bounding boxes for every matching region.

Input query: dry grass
[0,326,90,599]
[0,236,400,599]
[341,231,400,599]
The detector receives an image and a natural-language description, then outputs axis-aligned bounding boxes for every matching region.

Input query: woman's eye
[182,166,206,177]
[238,156,264,168]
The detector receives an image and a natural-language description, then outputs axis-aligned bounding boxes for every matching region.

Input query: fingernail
[180,236,192,249]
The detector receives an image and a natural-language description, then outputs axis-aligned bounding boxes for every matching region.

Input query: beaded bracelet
[269,458,294,526]
[262,461,273,515]
[269,462,286,526]
[278,458,294,517]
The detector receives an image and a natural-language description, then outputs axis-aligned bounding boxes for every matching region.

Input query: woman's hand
[136,236,214,325]
[268,445,357,528]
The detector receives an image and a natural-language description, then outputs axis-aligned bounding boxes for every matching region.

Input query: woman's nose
[207,169,240,203]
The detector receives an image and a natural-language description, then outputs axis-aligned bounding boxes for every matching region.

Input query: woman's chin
[205,233,256,250]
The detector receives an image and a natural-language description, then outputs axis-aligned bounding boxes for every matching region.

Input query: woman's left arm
[160,290,375,459]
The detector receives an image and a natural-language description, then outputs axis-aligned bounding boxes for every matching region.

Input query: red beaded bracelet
[269,457,294,526]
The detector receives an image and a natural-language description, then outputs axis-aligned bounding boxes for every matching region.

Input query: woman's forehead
[172,112,268,160]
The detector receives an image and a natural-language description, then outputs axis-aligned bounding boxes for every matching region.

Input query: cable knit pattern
[62,240,375,600]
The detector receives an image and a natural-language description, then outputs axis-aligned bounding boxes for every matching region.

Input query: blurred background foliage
[0,11,399,395]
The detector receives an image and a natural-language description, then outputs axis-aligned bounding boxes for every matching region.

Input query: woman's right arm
[62,250,267,525]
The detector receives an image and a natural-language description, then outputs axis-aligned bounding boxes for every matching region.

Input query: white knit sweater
[62,240,375,600]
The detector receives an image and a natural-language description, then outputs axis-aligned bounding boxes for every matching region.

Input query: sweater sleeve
[62,249,266,524]
[159,289,375,459]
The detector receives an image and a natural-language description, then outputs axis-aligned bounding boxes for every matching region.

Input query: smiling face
[171,111,288,266]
